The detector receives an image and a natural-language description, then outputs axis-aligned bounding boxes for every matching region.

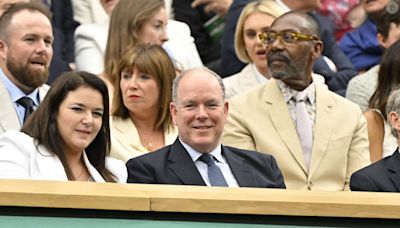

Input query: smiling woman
[0,71,127,183]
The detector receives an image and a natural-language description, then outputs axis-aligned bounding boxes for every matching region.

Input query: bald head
[172,67,226,103]
[272,11,320,39]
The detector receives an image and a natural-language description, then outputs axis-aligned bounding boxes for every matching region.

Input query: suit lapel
[38,84,49,101]
[387,150,400,191]
[308,85,334,178]
[167,140,206,185]
[35,145,68,179]
[223,146,255,187]
[0,80,20,132]
[265,80,307,173]
[112,117,143,151]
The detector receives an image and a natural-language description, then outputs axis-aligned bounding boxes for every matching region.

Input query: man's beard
[6,55,49,89]
[267,52,307,80]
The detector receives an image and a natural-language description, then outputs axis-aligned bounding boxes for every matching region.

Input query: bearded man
[0,2,53,134]
[222,11,370,191]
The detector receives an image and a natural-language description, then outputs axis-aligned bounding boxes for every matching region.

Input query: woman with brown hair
[110,44,177,162]
[0,71,127,182]
[365,39,400,162]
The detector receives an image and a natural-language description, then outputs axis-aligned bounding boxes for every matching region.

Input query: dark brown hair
[21,71,116,182]
[369,39,400,120]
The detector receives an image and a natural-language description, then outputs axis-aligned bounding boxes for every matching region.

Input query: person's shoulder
[224,145,274,160]
[0,130,36,156]
[350,65,379,84]
[167,19,191,36]
[229,80,271,104]
[74,21,108,37]
[127,144,172,164]
[318,85,362,111]
[105,157,128,183]
[355,154,393,176]
[0,130,31,142]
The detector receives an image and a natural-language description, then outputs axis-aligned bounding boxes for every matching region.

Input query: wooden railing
[0,179,399,219]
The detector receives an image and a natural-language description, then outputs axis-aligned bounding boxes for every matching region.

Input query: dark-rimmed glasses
[258,31,319,45]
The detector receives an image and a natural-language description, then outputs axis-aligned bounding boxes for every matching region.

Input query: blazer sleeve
[222,96,256,151]
[267,155,286,188]
[74,24,105,75]
[345,111,371,190]
[106,157,128,183]
[0,131,31,179]
[350,170,379,191]
[345,78,369,112]
[126,157,157,184]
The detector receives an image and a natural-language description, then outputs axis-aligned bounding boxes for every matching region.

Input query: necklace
[143,141,153,151]
[74,165,85,180]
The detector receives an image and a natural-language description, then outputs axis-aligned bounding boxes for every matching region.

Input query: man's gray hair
[386,87,400,137]
[172,67,226,103]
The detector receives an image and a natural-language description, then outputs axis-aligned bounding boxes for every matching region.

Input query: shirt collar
[0,68,40,106]
[179,138,225,164]
[276,79,316,104]
[252,63,269,84]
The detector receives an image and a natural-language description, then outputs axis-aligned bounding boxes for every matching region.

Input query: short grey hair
[385,87,400,137]
[172,67,226,103]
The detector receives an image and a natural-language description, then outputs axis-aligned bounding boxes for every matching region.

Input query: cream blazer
[223,63,327,99]
[222,79,370,191]
[0,130,127,182]
[0,79,49,135]
[110,116,178,162]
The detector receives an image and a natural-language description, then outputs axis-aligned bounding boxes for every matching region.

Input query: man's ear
[311,40,323,60]
[388,111,400,133]
[170,101,178,126]
[0,40,7,59]
[377,33,389,49]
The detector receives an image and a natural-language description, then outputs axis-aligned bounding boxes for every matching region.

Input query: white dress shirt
[180,139,239,187]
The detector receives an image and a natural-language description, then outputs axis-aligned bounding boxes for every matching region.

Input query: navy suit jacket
[220,0,356,95]
[127,139,286,188]
[47,0,79,84]
[350,149,400,192]
[173,0,221,66]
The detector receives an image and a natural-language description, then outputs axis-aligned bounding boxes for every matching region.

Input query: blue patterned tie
[199,154,228,187]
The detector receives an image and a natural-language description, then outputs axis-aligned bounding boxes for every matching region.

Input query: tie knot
[294,91,308,102]
[199,154,214,166]
[17,97,34,108]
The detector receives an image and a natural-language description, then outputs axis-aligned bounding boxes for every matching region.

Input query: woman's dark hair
[369,39,400,120]
[21,71,116,182]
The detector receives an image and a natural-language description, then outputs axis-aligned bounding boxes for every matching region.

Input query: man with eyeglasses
[222,11,370,191]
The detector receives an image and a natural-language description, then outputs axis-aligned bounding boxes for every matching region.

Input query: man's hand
[191,0,233,17]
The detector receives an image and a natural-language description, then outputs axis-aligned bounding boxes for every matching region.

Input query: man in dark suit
[350,88,400,192]
[350,151,400,192]
[126,67,285,188]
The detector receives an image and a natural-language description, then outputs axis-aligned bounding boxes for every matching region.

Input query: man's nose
[196,105,208,119]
